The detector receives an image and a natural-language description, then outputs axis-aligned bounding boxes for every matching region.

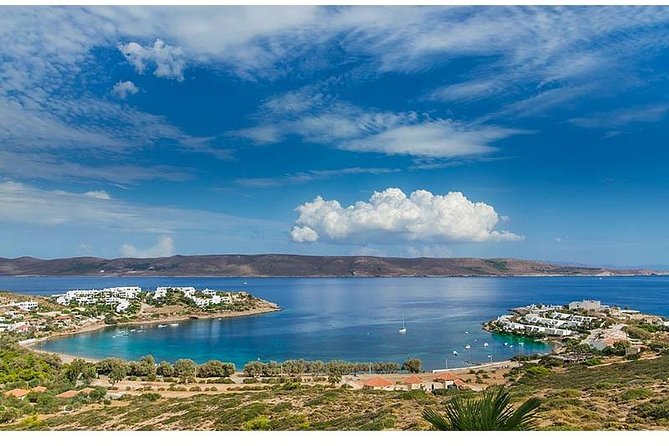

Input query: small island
[484,299,669,361]
[0,286,280,344]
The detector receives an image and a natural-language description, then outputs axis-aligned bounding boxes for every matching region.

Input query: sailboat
[483,342,489,347]
[399,315,407,334]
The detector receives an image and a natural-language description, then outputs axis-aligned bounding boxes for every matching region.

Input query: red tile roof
[56,390,79,399]
[403,375,423,384]
[79,387,95,395]
[362,376,394,388]
[4,388,29,398]
[433,372,460,382]
[31,386,47,393]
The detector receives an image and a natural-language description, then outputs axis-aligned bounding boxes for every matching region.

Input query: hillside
[0,254,659,277]
[4,349,669,431]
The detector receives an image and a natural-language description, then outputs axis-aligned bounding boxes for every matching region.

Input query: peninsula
[484,299,669,361]
[0,288,280,344]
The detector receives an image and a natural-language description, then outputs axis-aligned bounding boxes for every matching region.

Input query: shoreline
[4,273,667,279]
[23,302,280,362]
[483,323,562,355]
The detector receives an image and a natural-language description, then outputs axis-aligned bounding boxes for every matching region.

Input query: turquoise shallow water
[2,276,668,370]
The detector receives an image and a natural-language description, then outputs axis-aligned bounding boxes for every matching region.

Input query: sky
[1,5,669,266]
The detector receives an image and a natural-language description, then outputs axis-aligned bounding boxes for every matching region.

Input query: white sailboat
[399,315,407,334]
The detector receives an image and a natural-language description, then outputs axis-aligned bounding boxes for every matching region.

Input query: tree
[156,361,174,378]
[243,361,263,378]
[198,360,235,378]
[603,340,631,356]
[174,359,197,383]
[327,372,342,386]
[63,359,96,386]
[108,360,129,386]
[423,386,541,431]
[128,355,156,377]
[402,358,422,374]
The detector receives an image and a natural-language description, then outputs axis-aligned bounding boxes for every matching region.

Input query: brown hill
[0,254,657,277]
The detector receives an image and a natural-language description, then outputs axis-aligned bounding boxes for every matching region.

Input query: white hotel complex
[51,286,141,313]
[51,286,248,312]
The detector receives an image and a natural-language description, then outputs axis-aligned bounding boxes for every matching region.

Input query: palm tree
[423,386,542,430]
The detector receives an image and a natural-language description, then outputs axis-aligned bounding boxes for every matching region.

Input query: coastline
[22,302,280,362]
[5,273,667,278]
[482,322,561,355]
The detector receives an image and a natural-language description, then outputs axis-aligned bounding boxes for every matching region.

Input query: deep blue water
[1,276,668,370]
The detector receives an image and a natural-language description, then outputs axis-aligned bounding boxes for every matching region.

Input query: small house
[361,376,394,390]
[402,375,424,390]
[55,390,80,399]
[432,371,461,389]
[4,388,30,400]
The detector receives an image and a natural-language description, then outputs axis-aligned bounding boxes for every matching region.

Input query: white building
[53,287,141,306]
[0,321,29,333]
[498,315,574,336]
[115,300,130,312]
[153,286,196,300]
[10,301,38,312]
[568,300,603,311]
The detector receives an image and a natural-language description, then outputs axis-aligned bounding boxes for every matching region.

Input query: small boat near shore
[157,324,167,328]
[169,323,179,327]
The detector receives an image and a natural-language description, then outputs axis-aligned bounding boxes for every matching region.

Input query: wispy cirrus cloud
[0,181,278,234]
[569,104,669,130]
[235,167,400,188]
[0,152,193,185]
[232,89,524,158]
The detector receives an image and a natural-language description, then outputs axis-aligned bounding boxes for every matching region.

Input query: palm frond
[422,408,452,430]
[423,385,542,431]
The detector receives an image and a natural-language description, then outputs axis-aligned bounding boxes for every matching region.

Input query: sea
[1,276,668,371]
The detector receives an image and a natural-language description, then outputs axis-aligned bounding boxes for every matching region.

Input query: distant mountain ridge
[0,254,663,277]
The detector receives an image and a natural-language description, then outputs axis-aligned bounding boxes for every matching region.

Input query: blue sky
[1,6,669,266]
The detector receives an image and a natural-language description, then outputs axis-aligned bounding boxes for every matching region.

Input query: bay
[1,276,668,370]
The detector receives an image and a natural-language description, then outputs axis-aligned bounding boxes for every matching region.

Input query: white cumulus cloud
[290,226,319,243]
[291,188,523,244]
[120,235,175,258]
[118,39,186,81]
[112,80,139,98]
[83,190,111,200]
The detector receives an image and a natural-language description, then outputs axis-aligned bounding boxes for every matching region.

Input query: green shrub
[524,366,552,378]
[583,358,602,366]
[620,388,653,401]
[140,393,161,402]
[242,415,271,431]
[634,398,669,419]
[280,382,301,390]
